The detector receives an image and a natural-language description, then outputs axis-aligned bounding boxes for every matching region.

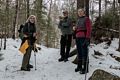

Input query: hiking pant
[76,37,89,70]
[22,41,33,68]
[60,34,72,59]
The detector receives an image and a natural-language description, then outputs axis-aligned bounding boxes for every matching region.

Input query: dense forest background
[0,0,120,50]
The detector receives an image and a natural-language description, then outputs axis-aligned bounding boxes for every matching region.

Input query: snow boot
[21,67,30,71]
[64,58,68,62]
[80,61,89,74]
[27,64,33,68]
[58,57,64,62]
[75,60,82,72]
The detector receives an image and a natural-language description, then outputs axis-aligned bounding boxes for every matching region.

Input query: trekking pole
[34,51,37,70]
[84,46,89,80]
[34,43,37,70]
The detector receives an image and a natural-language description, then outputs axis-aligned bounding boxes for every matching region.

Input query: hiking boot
[21,67,30,71]
[80,69,88,74]
[58,57,64,62]
[75,60,82,72]
[64,58,68,62]
[75,65,82,72]
[75,67,81,72]
[80,61,89,74]
[80,71,85,74]
[27,64,33,68]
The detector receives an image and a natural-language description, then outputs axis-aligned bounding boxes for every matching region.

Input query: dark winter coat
[58,16,72,35]
[23,22,36,37]
[22,22,36,45]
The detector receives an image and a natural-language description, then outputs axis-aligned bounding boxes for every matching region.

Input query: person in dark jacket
[21,15,37,71]
[58,10,73,62]
[73,9,92,74]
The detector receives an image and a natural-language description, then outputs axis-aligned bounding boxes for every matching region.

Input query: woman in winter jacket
[21,15,37,71]
[73,9,92,74]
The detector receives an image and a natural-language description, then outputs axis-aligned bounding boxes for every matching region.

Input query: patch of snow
[0,38,120,80]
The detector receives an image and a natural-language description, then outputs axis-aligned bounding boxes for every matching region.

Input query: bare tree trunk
[118,1,120,51]
[27,0,29,18]
[77,0,85,9]
[113,0,116,14]
[112,0,116,30]
[4,0,9,50]
[0,36,1,51]
[0,17,2,50]
[12,0,19,39]
[46,0,52,47]
[0,30,2,51]
[85,0,89,17]
[35,0,43,44]
[105,0,107,14]
[91,0,94,21]
[99,0,101,26]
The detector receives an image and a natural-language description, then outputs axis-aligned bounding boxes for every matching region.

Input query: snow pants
[76,37,89,71]
[60,34,72,59]
[21,40,33,68]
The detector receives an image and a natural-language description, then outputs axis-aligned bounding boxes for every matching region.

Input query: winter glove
[38,47,41,50]
[33,43,38,52]
[33,48,38,52]
[82,38,90,47]
[18,30,21,33]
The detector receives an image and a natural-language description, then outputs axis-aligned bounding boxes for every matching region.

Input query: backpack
[18,24,24,40]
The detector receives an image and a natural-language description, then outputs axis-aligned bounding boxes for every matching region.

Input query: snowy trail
[0,39,120,80]
[0,39,88,80]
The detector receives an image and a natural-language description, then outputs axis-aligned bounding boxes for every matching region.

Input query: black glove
[82,38,90,47]
[32,46,38,52]
[37,47,41,50]
[34,48,38,52]
[18,30,21,33]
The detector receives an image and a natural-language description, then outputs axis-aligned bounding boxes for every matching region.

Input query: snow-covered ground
[0,38,120,80]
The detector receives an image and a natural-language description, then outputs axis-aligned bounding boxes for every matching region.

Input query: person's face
[78,10,85,17]
[29,16,35,23]
[63,12,68,17]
